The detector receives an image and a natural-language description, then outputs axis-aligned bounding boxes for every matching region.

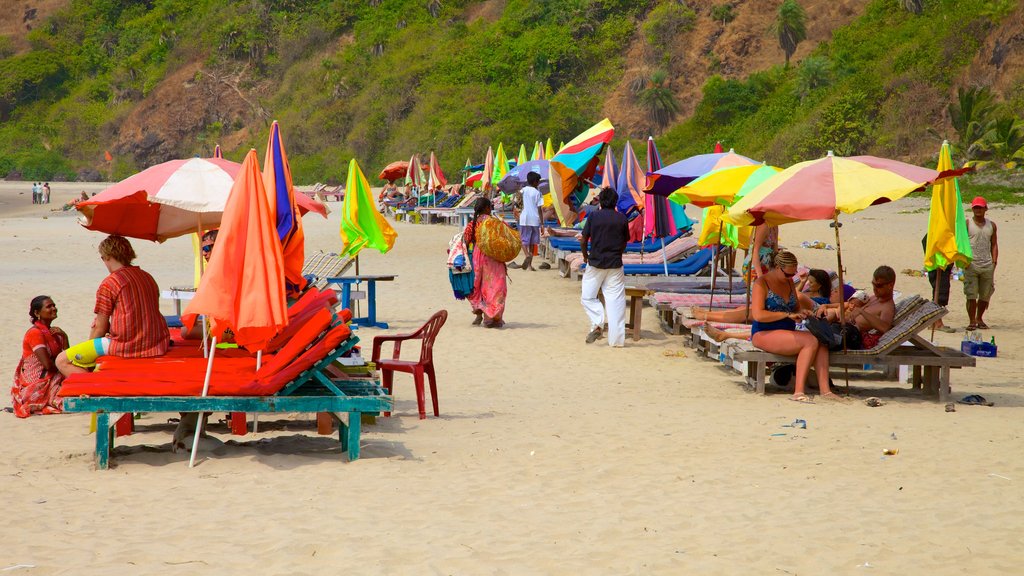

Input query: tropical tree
[975,116,1024,166]
[637,70,679,129]
[900,0,923,15]
[949,86,997,159]
[795,55,831,102]
[772,0,807,67]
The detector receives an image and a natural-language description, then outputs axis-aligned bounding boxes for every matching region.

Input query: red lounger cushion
[59,310,348,397]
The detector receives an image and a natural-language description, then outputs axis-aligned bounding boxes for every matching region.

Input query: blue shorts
[520,225,541,247]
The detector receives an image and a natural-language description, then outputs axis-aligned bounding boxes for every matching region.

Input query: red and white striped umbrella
[77,157,325,242]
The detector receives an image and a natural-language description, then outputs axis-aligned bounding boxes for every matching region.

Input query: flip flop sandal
[977,322,990,329]
[966,324,978,331]
[957,394,994,406]
[789,394,814,404]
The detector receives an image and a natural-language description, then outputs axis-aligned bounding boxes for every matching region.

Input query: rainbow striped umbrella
[645,150,758,197]
[723,152,948,227]
[547,118,615,226]
[670,163,781,208]
[531,141,543,161]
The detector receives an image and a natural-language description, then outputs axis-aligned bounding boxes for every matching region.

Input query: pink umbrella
[77,157,326,242]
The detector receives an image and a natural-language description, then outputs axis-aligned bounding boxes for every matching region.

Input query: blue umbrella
[497,159,550,194]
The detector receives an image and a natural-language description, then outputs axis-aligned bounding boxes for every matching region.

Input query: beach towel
[447,231,474,300]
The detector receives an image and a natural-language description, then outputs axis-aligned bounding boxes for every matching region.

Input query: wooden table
[598,285,650,341]
[325,275,397,328]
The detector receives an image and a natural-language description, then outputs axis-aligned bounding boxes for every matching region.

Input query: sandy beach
[1,180,1022,575]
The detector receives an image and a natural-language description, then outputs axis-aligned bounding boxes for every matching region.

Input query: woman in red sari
[463,197,508,328]
[11,296,68,417]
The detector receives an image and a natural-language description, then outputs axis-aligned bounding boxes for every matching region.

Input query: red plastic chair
[371,310,447,419]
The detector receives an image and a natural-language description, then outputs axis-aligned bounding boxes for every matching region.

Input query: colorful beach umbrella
[645,150,759,197]
[547,118,615,226]
[482,146,494,191]
[517,144,528,165]
[497,159,550,194]
[213,145,223,159]
[615,142,643,214]
[670,164,781,208]
[600,148,618,191]
[924,141,972,271]
[405,154,426,189]
[545,138,555,160]
[643,137,678,239]
[263,120,306,296]
[531,141,543,161]
[77,157,325,242]
[340,159,398,258]
[723,152,950,227]
[379,160,409,182]
[428,151,447,189]
[492,143,509,187]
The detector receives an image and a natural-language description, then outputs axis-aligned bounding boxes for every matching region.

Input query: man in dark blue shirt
[580,187,629,346]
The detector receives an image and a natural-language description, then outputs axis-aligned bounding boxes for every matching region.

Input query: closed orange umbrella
[263,121,306,297]
[183,149,288,351]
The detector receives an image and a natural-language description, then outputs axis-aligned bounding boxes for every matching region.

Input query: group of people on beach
[31,182,51,204]
[12,235,170,417]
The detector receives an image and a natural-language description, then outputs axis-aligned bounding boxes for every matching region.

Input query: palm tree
[949,86,996,158]
[772,0,807,67]
[900,0,923,14]
[637,70,679,129]
[977,116,1024,165]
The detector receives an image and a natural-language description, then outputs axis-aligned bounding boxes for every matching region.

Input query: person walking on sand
[513,171,544,271]
[580,187,629,346]
[464,197,508,328]
[964,196,998,330]
[43,182,51,204]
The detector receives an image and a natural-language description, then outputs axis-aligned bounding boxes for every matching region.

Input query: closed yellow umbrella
[924,140,972,270]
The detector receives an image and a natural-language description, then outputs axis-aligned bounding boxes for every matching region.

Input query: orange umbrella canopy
[182,149,288,351]
[379,161,409,182]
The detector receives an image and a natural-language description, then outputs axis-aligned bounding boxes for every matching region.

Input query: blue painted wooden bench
[62,336,393,469]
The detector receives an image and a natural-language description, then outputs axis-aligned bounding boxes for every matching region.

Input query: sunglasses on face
[782,270,797,278]
[201,245,213,254]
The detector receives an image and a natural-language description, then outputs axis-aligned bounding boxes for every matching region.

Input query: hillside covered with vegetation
[0,0,1021,192]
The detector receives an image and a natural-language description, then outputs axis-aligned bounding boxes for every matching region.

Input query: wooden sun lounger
[726,301,974,402]
[62,333,393,469]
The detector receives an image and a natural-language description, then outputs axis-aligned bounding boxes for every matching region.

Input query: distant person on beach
[182,230,223,340]
[43,182,51,204]
[12,296,69,417]
[56,235,170,376]
[580,187,629,346]
[964,196,998,330]
[464,197,507,328]
[513,171,544,271]
[31,182,40,204]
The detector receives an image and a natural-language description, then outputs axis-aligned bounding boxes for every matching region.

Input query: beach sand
[1,180,1022,574]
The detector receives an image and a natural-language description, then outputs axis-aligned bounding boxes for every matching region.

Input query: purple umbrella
[644,150,758,197]
[497,159,550,194]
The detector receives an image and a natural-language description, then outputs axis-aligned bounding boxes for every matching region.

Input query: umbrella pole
[252,351,262,434]
[728,249,735,303]
[708,226,724,310]
[744,249,752,321]
[831,215,850,395]
[189,336,217,468]
[661,237,668,277]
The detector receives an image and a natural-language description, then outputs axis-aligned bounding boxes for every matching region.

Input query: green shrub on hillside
[642,2,696,51]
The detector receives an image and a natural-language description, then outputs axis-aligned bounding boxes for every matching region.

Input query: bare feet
[586,328,602,343]
[689,305,707,320]
[472,310,484,326]
[704,325,729,342]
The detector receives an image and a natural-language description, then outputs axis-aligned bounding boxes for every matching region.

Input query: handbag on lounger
[805,316,862,351]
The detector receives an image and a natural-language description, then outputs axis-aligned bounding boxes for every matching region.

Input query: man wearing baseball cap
[964,196,998,330]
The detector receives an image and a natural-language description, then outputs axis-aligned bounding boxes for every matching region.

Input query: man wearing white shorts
[580,187,629,347]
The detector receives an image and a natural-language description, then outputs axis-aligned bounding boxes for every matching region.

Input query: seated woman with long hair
[12,296,69,417]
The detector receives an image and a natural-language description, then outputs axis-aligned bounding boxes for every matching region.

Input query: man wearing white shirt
[515,171,544,271]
